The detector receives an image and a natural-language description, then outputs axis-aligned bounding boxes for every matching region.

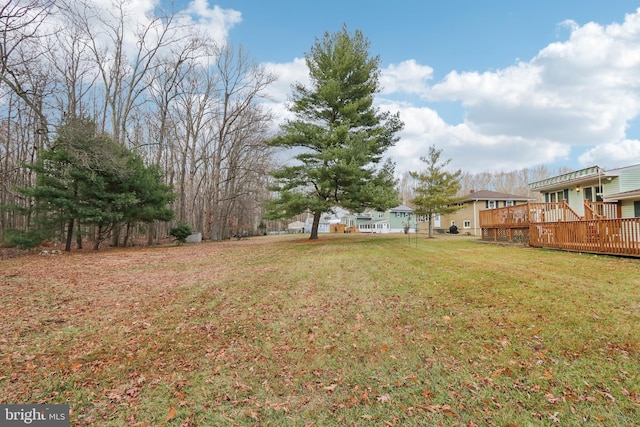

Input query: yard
[1,234,639,426]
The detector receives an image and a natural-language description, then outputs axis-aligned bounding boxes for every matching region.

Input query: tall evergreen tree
[266,26,403,239]
[411,145,464,238]
[120,155,175,246]
[18,118,175,250]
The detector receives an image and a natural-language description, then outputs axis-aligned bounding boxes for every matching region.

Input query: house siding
[620,168,640,192]
[567,188,584,216]
[603,178,620,195]
[435,198,530,236]
[343,205,416,233]
[622,200,636,218]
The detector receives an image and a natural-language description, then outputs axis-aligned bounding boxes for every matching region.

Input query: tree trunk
[123,222,131,246]
[111,222,120,247]
[65,218,74,252]
[94,225,103,250]
[76,225,83,249]
[310,210,321,240]
[428,214,434,238]
[147,221,155,246]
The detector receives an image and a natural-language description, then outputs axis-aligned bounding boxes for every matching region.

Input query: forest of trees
[0,0,571,249]
[1,0,276,247]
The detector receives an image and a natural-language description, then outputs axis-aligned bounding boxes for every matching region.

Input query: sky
[167,0,640,176]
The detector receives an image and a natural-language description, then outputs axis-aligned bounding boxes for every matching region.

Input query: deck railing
[528,201,582,222]
[529,218,640,256]
[480,201,640,257]
[479,201,581,227]
[584,201,621,220]
[479,204,530,227]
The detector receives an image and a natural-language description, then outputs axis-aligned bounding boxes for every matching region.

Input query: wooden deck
[480,201,640,257]
[529,218,640,256]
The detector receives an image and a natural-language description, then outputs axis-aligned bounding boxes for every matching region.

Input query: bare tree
[207,44,276,240]
[48,22,97,119]
[0,0,54,140]
[63,0,186,144]
[458,166,573,199]
[0,2,277,246]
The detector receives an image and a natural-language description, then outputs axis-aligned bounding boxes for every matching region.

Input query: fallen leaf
[376,394,391,403]
[166,407,177,422]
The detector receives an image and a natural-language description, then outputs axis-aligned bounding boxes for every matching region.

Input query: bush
[169,222,194,244]
[4,228,51,249]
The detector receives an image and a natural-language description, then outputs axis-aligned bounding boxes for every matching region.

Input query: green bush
[169,222,194,244]
[4,228,51,249]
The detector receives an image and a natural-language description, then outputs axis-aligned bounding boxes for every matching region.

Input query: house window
[486,200,497,209]
[505,201,515,207]
[634,201,640,217]
[463,220,471,229]
[378,212,384,218]
[583,186,603,202]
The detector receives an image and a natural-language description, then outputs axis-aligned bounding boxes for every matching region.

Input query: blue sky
[168,0,640,175]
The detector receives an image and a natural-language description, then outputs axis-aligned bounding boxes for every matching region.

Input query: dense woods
[0,0,275,247]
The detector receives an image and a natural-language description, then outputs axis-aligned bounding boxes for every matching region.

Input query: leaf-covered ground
[1,234,639,426]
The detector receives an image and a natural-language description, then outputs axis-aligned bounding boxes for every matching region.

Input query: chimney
[470,189,475,194]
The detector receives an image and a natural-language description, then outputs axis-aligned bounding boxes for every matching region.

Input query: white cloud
[60,0,241,60]
[262,8,640,175]
[179,0,242,42]
[383,101,571,175]
[380,60,433,96]
[262,58,310,103]
[578,139,640,168]
[416,8,640,172]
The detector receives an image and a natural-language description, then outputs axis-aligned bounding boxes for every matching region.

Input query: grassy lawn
[1,234,639,426]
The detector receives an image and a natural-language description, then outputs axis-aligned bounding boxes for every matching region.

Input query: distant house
[529,164,640,218]
[479,164,640,257]
[303,208,349,233]
[287,221,305,233]
[434,190,535,236]
[342,204,417,233]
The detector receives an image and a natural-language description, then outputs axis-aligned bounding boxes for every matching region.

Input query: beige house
[434,190,535,236]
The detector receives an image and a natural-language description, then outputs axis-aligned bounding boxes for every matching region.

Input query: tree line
[1,0,275,248]
[1,1,565,249]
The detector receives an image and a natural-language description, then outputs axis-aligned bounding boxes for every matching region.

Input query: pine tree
[19,118,175,250]
[411,145,464,238]
[266,26,403,239]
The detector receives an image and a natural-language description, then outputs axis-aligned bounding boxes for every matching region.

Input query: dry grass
[1,234,639,426]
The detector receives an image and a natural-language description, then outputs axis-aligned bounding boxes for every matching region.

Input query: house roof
[604,162,640,176]
[528,166,603,191]
[605,189,640,201]
[389,204,414,212]
[528,163,640,193]
[462,190,535,202]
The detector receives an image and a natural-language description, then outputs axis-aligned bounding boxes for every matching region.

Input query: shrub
[4,228,51,250]
[169,222,194,244]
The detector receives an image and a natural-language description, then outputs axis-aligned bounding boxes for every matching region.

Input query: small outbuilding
[287,221,305,233]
